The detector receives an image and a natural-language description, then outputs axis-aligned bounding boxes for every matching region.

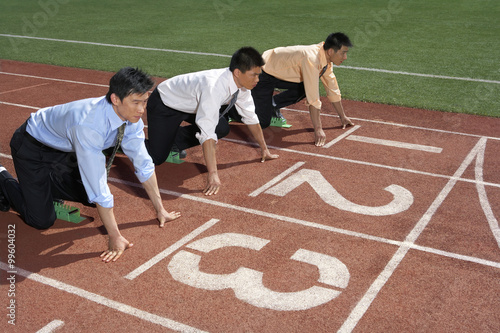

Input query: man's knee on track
[25,212,56,230]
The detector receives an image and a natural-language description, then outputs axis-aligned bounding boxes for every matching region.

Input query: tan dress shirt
[262,42,341,109]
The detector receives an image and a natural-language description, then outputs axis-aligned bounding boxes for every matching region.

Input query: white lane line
[2,34,499,84]
[283,107,500,141]
[1,131,499,191]
[223,138,500,189]
[346,135,443,153]
[474,138,500,248]
[0,34,231,58]
[339,65,500,84]
[0,153,14,159]
[2,97,499,142]
[107,177,500,270]
[36,320,65,333]
[338,137,486,333]
[0,262,208,332]
[0,82,50,95]
[323,125,361,148]
[109,177,405,247]
[3,149,500,247]
[249,162,305,197]
[0,100,40,109]
[0,71,109,87]
[125,218,220,280]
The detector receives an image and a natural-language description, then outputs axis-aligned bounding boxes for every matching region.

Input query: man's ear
[233,68,242,78]
[110,93,120,106]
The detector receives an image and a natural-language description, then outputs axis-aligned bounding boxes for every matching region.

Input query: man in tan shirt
[250,32,354,146]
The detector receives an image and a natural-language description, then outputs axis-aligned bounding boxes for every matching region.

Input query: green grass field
[0,0,499,117]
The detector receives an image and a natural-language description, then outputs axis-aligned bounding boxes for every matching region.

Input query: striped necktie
[106,123,126,176]
[219,90,239,119]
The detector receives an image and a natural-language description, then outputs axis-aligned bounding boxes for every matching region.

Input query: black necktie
[106,123,126,176]
[219,90,239,119]
[319,64,328,78]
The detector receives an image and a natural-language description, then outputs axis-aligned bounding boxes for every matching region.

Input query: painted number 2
[265,169,414,216]
[168,233,350,311]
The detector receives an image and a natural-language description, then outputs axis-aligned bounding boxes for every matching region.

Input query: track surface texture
[1,60,499,332]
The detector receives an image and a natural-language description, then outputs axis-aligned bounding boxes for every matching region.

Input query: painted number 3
[168,233,350,311]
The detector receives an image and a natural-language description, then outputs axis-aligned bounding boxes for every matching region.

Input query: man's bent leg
[273,80,306,109]
[146,88,187,165]
[49,152,93,207]
[6,125,57,229]
[251,71,277,129]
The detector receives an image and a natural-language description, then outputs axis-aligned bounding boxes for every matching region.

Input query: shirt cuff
[135,162,155,183]
[305,99,323,109]
[196,132,218,145]
[92,194,114,208]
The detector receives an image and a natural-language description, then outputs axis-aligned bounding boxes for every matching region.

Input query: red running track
[0,60,499,332]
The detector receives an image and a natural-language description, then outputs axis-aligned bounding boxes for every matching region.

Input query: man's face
[328,45,350,66]
[234,66,262,90]
[112,92,149,123]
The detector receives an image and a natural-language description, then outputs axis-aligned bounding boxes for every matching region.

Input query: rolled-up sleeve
[121,122,155,183]
[235,89,259,125]
[321,68,342,103]
[194,87,221,145]
[301,57,323,109]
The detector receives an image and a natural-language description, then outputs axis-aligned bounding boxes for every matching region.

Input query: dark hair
[105,67,154,103]
[324,32,353,51]
[229,47,265,73]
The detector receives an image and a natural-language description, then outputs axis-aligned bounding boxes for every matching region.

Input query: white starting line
[346,135,443,153]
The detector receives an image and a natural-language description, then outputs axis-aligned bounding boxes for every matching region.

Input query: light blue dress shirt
[26,96,154,208]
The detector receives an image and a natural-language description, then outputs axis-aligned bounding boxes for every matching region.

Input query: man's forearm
[309,105,323,130]
[331,100,353,129]
[332,101,347,120]
[246,123,269,151]
[96,203,121,238]
[202,139,218,174]
[141,171,163,213]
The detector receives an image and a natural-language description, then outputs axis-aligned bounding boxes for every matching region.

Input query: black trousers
[146,88,231,165]
[0,122,90,229]
[249,71,306,129]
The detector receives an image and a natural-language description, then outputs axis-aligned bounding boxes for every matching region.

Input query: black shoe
[274,107,285,119]
[171,144,187,159]
[0,166,11,212]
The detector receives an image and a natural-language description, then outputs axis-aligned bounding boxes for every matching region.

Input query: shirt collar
[104,97,127,130]
[318,42,329,69]
[227,68,240,95]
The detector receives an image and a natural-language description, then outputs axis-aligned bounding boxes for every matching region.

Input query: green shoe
[270,116,292,128]
[165,150,185,164]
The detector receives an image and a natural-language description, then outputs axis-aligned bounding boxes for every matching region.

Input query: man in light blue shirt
[0,67,181,263]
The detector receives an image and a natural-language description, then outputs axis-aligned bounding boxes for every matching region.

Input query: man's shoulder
[163,68,229,90]
[76,97,113,128]
[264,43,321,63]
[273,42,320,53]
[194,68,231,91]
[63,96,106,108]
[199,67,230,81]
